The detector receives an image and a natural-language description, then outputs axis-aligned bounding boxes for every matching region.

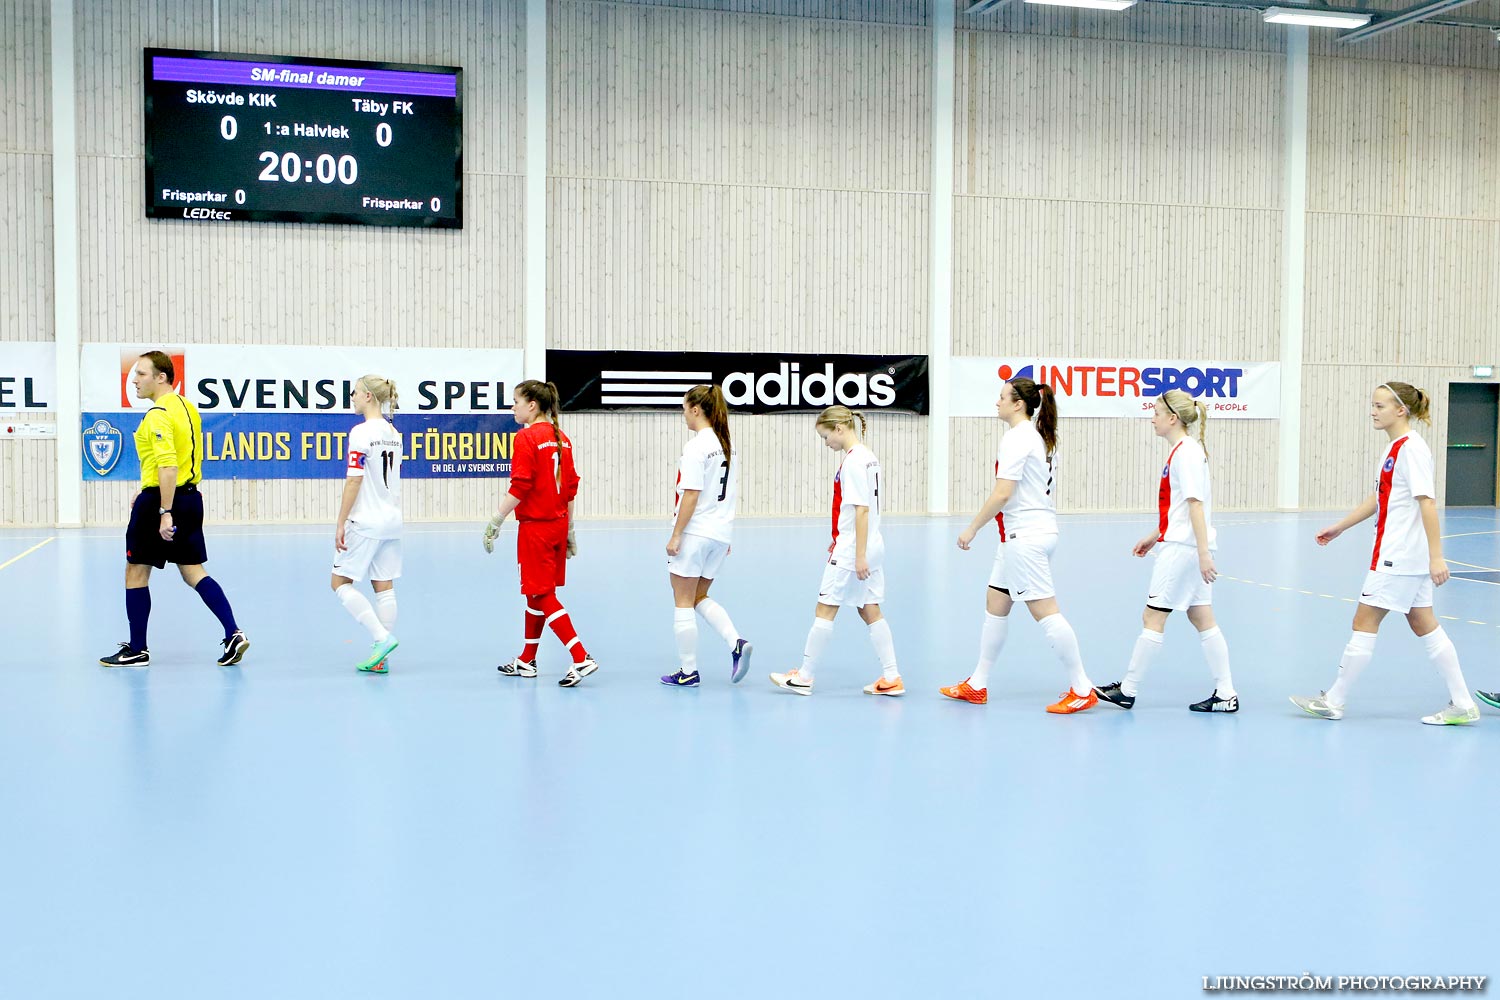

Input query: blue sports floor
[2,510,1496,999]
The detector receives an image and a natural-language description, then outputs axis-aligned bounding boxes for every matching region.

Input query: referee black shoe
[217,630,250,666]
[1190,690,1239,713]
[100,643,150,667]
[1093,681,1135,709]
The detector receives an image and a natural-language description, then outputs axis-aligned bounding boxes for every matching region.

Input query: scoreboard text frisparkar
[144,49,462,229]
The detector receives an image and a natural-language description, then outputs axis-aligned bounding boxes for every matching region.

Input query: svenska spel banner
[80,344,524,480]
[953,357,1280,419]
[0,342,57,411]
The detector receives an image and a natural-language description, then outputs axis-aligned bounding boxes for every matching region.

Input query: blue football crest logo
[84,419,124,476]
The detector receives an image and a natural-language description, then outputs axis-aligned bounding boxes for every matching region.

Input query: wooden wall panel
[551,1,932,515]
[565,411,928,520]
[70,0,526,523]
[1305,49,1499,509]
[950,415,1279,515]
[954,199,1282,358]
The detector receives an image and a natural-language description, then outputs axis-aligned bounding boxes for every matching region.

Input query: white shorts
[668,533,729,580]
[818,562,885,608]
[332,530,402,583]
[1146,541,1213,611]
[1358,570,1433,614]
[988,533,1057,602]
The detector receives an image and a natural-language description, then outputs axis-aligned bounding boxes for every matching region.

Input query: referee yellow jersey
[134,392,204,488]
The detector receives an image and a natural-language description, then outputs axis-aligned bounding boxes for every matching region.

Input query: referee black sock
[193,576,239,640]
[126,587,150,651]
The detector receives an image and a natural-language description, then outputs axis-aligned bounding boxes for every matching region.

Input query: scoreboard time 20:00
[144,49,463,228]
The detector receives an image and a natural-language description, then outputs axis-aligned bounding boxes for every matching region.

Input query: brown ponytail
[1008,377,1057,456]
[1380,381,1432,425]
[516,379,563,444]
[686,384,733,471]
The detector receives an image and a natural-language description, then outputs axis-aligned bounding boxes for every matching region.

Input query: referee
[100,351,249,667]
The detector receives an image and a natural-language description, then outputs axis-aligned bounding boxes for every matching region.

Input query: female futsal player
[331,375,402,674]
[770,405,904,697]
[483,380,599,688]
[1291,381,1478,725]
[661,385,752,687]
[1093,389,1237,712]
[940,377,1096,713]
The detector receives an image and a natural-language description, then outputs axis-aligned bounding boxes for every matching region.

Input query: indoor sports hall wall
[1,1,56,526]
[1301,30,1500,509]
[549,0,933,518]
[32,0,527,526]
[4,0,1498,526]
[949,6,1286,513]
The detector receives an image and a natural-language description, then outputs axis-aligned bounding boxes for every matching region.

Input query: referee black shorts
[126,485,208,568]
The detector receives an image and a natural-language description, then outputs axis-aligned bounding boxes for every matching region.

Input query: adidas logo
[601,364,898,409]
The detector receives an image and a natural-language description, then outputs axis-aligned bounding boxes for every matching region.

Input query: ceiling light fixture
[1262,7,1373,28]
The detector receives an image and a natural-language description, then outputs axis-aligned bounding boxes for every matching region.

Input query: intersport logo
[995,362,1247,399]
[953,356,1280,421]
[550,351,929,415]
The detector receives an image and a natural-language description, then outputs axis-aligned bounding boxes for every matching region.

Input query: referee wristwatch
[158,507,173,515]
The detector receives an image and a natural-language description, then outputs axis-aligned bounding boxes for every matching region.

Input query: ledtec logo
[995,362,1245,399]
[120,351,187,408]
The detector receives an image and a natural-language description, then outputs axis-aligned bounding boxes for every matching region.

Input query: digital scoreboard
[144,48,462,228]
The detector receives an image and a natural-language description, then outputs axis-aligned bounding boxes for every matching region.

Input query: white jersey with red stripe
[829,443,883,567]
[1156,437,1216,550]
[674,427,737,544]
[1369,431,1435,576]
[994,420,1057,540]
[346,416,403,540]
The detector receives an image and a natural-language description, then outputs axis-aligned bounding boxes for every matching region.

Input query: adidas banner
[547,351,930,415]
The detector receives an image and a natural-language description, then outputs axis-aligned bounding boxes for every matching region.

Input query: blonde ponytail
[1161,389,1208,458]
[356,375,399,415]
[816,405,866,439]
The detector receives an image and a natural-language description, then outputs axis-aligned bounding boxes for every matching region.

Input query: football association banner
[0,342,57,411]
[953,357,1280,420]
[547,350,930,415]
[80,344,524,480]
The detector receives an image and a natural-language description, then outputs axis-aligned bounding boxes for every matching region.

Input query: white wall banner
[953,357,1281,420]
[0,342,58,411]
[81,344,523,414]
[79,344,525,480]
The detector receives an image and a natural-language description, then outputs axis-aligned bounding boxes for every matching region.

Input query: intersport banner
[953,357,1280,420]
[548,350,930,415]
[1,342,57,411]
[80,344,524,480]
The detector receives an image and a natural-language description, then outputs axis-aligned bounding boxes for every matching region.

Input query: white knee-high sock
[1423,627,1475,710]
[1325,631,1377,707]
[337,584,388,642]
[800,618,835,682]
[867,618,899,682]
[1199,626,1234,698]
[674,607,698,673]
[373,588,397,633]
[969,612,1009,689]
[1039,613,1090,694]
[695,597,740,647]
[1121,629,1164,697]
